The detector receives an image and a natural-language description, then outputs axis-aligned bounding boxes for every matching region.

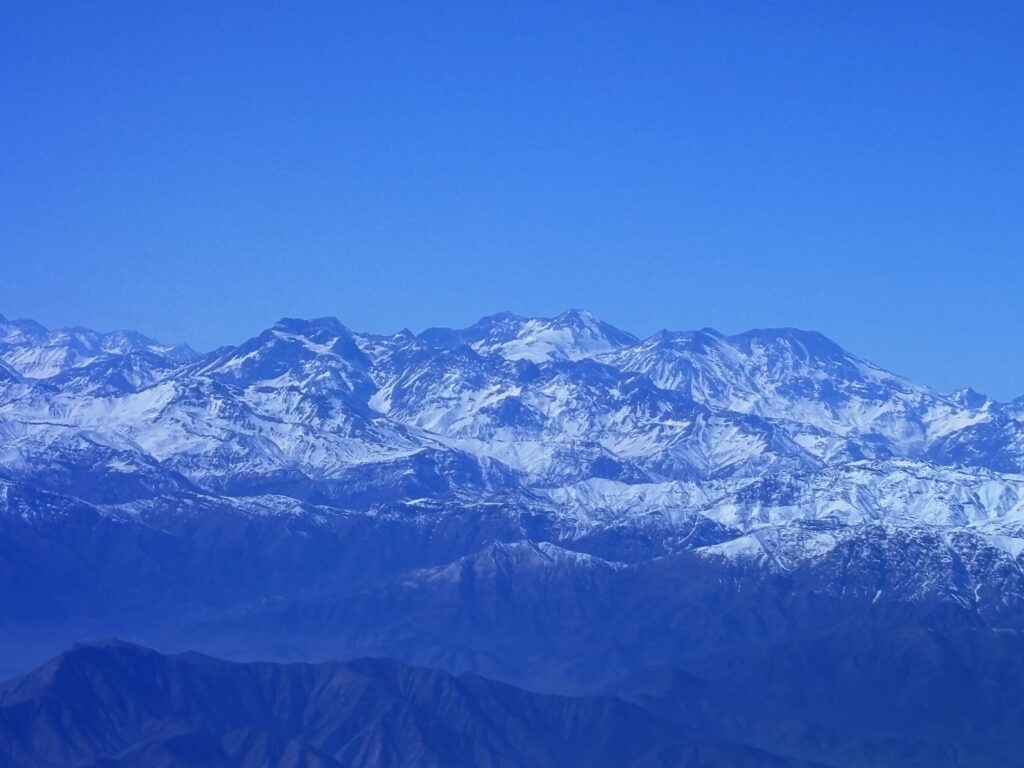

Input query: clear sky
[1,1,1022,398]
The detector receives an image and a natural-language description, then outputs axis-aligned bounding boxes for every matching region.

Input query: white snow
[3,310,1024,581]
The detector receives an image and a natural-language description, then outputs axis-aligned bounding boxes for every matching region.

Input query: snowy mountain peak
[729,327,844,354]
[0,315,196,379]
[458,309,638,363]
[548,308,638,347]
[950,386,990,410]
[0,316,50,346]
[415,311,633,362]
[199,317,371,389]
[271,315,350,337]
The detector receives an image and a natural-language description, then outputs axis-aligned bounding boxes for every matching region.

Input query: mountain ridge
[2,308,1022,560]
[4,638,1022,768]
[0,640,840,768]
[3,310,1024,765]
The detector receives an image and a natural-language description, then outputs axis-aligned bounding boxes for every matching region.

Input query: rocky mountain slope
[2,310,1024,765]
[1,310,1022,560]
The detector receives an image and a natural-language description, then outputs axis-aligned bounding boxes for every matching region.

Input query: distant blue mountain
[1,641,834,768]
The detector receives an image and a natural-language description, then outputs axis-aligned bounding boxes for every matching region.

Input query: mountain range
[1,641,840,767]
[2,310,1024,766]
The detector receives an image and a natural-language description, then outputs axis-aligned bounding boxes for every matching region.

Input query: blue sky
[2,1,1022,398]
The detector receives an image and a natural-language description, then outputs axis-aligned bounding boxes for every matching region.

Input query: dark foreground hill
[0,642,818,768]
[4,638,1024,768]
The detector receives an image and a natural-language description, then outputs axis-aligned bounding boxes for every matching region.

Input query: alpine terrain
[2,309,1024,767]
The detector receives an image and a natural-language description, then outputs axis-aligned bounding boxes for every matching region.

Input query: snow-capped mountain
[3,310,1024,711]
[417,309,639,362]
[1,310,1021,532]
[0,314,196,381]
